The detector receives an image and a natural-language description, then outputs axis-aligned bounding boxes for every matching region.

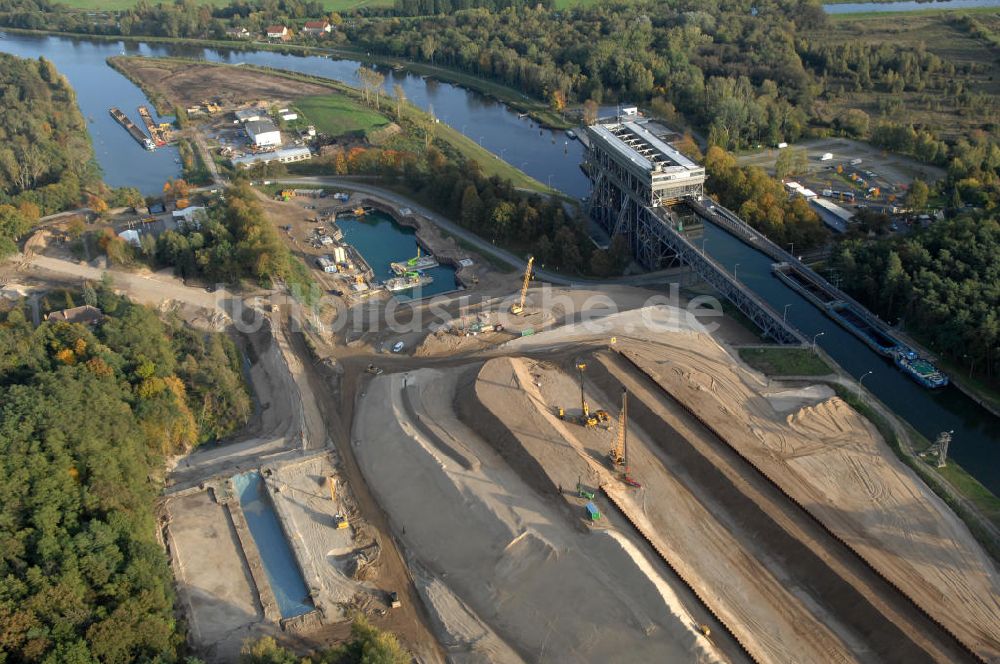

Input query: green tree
[907,179,929,211]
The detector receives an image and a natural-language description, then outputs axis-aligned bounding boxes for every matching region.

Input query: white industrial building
[231,146,312,169]
[810,197,854,233]
[234,108,263,124]
[245,119,281,147]
[118,229,141,247]
[172,205,205,228]
[316,256,337,272]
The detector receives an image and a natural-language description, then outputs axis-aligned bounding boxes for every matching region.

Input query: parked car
[392,341,405,353]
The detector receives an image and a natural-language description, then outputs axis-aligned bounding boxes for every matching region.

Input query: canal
[1,31,996,493]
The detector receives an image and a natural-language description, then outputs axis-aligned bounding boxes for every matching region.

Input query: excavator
[609,388,641,488]
[510,256,534,315]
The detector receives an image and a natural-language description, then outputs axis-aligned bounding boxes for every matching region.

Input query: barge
[384,271,433,292]
[773,262,948,388]
[137,106,167,146]
[895,349,949,389]
[110,107,154,150]
[390,249,438,275]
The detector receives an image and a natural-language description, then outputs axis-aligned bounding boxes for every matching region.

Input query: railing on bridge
[637,205,806,345]
[688,198,896,339]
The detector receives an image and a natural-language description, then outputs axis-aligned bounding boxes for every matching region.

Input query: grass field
[738,347,834,376]
[806,12,1000,140]
[295,95,389,138]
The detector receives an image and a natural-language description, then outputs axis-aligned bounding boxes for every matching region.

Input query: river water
[1,30,997,493]
[825,0,1000,13]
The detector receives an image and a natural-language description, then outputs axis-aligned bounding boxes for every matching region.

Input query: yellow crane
[609,388,627,466]
[576,362,598,427]
[609,388,641,487]
[510,256,534,315]
[575,361,610,428]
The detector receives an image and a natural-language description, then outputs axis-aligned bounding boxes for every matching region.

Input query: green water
[339,210,459,300]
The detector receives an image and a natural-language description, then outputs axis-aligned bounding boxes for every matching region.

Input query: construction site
[158,137,997,661]
[13,94,997,662]
[351,295,1000,664]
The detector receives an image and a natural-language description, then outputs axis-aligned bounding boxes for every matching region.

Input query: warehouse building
[245,119,281,147]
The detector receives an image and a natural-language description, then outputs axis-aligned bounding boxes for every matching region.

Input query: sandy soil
[616,334,1000,662]
[166,489,272,661]
[267,455,379,621]
[112,57,330,108]
[353,366,730,663]
[472,355,863,664]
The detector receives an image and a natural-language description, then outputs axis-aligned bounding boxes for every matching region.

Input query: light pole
[734,263,740,280]
[788,242,795,257]
[478,135,485,146]
[858,370,873,397]
[812,331,825,351]
[498,148,507,161]
[701,238,707,255]
[461,123,467,135]
[783,303,792,322]
[547,174,553,188]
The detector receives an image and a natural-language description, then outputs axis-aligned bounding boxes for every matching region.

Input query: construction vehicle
[334,513,349,529]
[576,475,595,500]
[510,256,534,315]
[388,591,401,609]
[585,502,601,521]
[556,406,565,419]
[609,389,627,466]
[365,364,383,375]
[576,362,599,427]
[609,389,641,488]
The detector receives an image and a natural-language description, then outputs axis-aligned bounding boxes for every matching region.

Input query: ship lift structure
[584,117,805,346]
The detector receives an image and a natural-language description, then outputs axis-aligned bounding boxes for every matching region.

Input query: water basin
[232,471,313,619]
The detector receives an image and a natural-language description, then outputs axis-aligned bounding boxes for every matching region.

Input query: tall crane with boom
[609,388,640,487]
[510,256,534,315]
[575,361,610,428]
[576,362,597,427]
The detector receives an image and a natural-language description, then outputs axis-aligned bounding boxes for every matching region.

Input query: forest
[0,280,250,662]
[155,180,301,287]
[2,0,996,159]
[704,145,829,251]
[830,213,1000,381]
[0,54,101,256]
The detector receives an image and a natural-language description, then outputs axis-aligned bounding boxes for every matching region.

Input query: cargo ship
[110,107,154,150]
[773,261,948,388]
[137,105,167,147]
[390,248,438,275]
[895,348,949,389]
[384,271,433,292]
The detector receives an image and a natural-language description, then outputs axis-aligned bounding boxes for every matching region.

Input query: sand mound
[494,531,558,586]
[618,337,1000,662]
[353,366,726,663]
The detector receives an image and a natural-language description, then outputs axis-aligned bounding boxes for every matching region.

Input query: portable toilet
[585,502,601,521]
